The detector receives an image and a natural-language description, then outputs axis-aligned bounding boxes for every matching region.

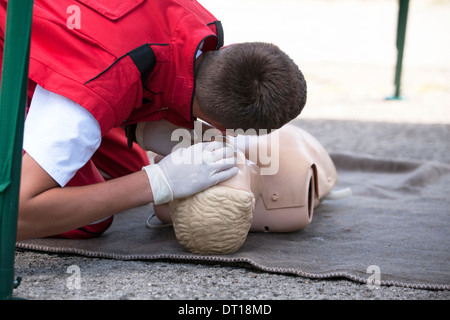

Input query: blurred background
[200,0,450,124]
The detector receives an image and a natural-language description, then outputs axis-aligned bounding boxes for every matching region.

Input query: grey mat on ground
[17,153,450,290]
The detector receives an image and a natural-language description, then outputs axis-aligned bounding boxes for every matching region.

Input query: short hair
[169,185,254,255]
[195,42,307,131]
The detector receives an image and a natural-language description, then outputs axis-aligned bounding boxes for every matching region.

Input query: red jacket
[0,0,223,135]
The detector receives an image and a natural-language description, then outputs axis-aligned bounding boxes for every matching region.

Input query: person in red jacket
[0,0,307,240]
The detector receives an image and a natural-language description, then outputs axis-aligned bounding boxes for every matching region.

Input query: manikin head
[167,148,260,255]
[153,124,338,255]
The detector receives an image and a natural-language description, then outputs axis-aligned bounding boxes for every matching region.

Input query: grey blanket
[17,153,450,290]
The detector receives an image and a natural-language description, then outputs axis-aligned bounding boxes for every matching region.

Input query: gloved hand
[143,141,238,204]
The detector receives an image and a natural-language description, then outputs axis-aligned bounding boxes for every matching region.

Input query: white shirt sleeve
[23,85,102,187]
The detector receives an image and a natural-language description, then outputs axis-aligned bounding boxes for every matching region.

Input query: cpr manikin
[146,124,342,255]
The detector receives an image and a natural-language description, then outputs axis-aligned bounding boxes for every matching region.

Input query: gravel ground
[12,250,450,300]
[8,0,450,300]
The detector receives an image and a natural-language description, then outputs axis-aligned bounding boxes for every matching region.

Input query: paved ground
[10,0,450,300]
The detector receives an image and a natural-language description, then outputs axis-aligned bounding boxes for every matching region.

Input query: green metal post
[387,0,410,100]
[0,0,34,300]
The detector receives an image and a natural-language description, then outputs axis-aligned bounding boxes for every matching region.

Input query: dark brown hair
[195,42,307,131]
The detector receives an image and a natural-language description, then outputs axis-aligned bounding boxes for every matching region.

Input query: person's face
[191,95,227,134]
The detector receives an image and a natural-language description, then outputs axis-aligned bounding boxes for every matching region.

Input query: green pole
[0,0,34,300]
[387,0,410,100]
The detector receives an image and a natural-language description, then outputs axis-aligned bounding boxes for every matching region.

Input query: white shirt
[24,85,102,186]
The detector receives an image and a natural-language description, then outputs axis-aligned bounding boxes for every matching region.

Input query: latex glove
[143,141,238,204]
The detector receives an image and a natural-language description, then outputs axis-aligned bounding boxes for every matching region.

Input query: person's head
[194,42,307,132]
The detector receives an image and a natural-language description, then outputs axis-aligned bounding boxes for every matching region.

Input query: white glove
[143,141,238,204]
